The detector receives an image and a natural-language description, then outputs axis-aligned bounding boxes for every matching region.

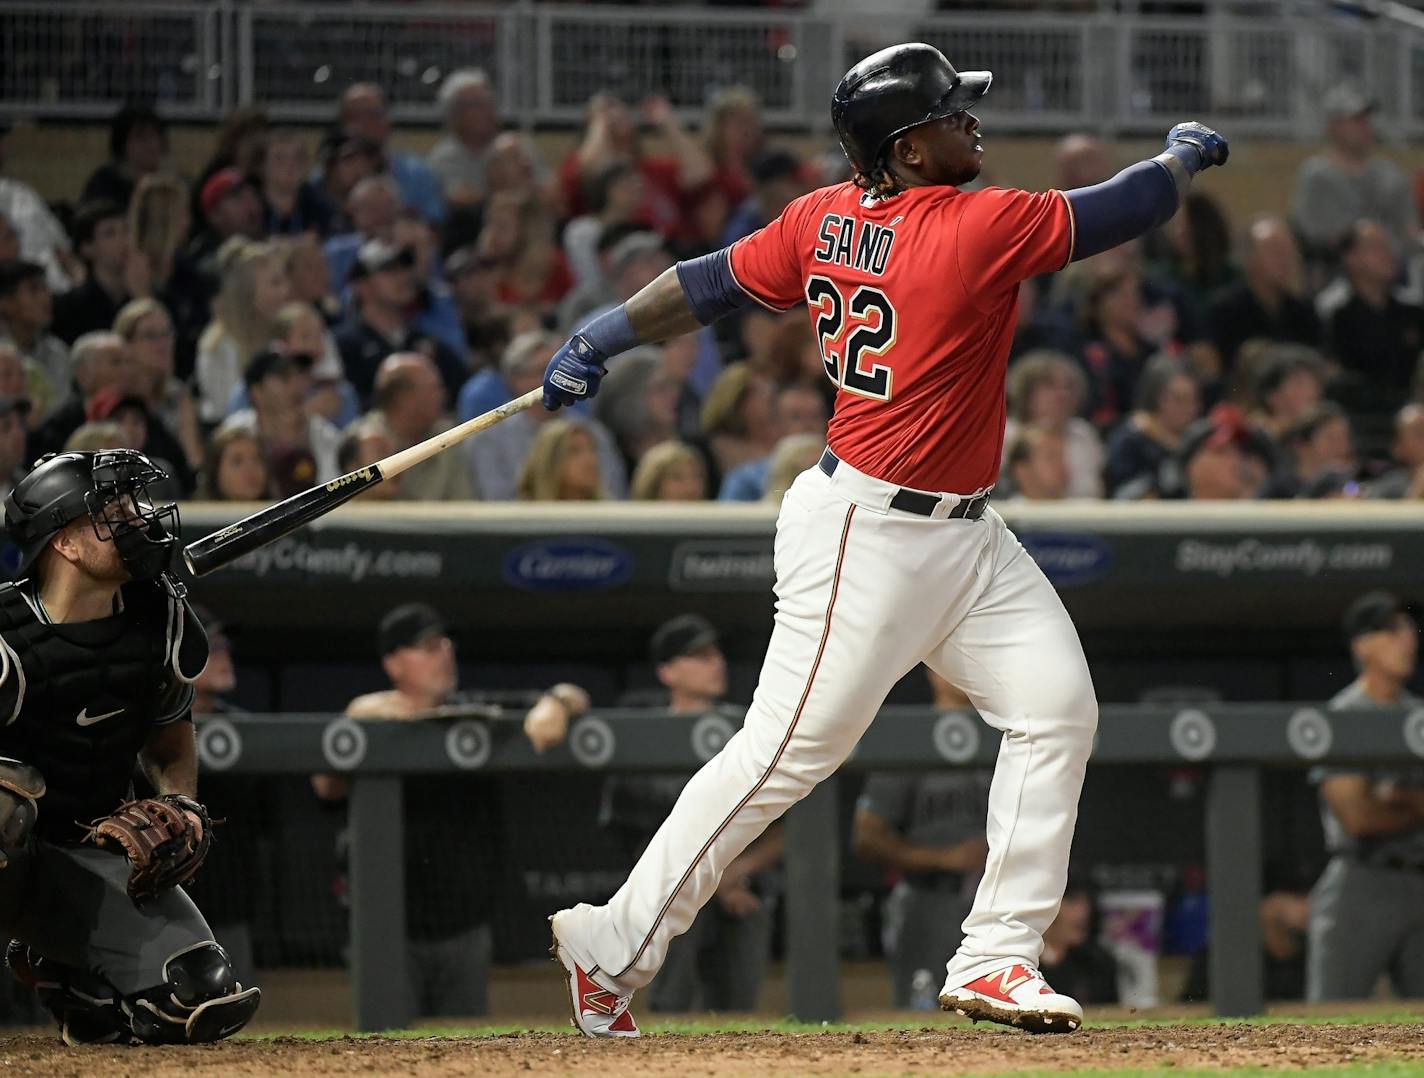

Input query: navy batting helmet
[831,43,992,176]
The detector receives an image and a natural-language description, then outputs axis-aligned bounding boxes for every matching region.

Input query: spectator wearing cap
[219,348,340,495]
[562,163,649,292]
[195,169,264,261]
[1293,86,1417,269]
[195,238,290,423]
[1104,354,1202,498]
[560,94,714,241]
[1208,216,1320,381]
[0,119,78,292]
[721,149,808,246]
[562,229,673,340]
[445,245,513,374]
[335,238,466,406]
[198,424,268,500]
[391,209,468,364]
[555,221,650,331]
[81,103,167,211]
[1163,404,1274,500]
[322,175,401,293]
[1281,402,1358,499]
[427,69,504,208]
[337,84,444,225]
[30,330,129,458]
[1307,591,1424,1002]
[462,331,625,501]
[720,383,829,502]
[313,603,586,1017]
[53,200,149,345]
[259,130,333,238]
[0,391,28,499]
[1003,350,1105,499]
[0,258,71,417]
[368,352,473,501]
[1326,219,1424,416]
[597,613,782,1013]
[314,130,384,237]
[1367,403,1424,498]
[86,387,189,498]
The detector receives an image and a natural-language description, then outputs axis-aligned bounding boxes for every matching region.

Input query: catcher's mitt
[84,794,214,903]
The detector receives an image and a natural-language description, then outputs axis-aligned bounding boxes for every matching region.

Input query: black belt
[818,449,990,520]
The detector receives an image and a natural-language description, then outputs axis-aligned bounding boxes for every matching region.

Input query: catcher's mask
[4,449,180,581]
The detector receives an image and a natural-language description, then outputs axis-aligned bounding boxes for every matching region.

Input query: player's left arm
[1063,122,1229,262]
[140,718,198,799]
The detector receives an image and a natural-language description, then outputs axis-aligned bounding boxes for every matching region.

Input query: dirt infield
[4,1021,1424,1077]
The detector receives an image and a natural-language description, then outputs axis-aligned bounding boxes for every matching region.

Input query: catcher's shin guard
[6,940,131,1045]
[126,941,261,1044]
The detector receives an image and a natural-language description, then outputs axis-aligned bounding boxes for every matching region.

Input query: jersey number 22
[806,275,897,401]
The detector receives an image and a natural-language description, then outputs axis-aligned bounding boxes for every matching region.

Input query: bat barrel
[181,468,382,577]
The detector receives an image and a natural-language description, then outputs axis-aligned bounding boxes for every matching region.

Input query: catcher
[0,449,259,1045]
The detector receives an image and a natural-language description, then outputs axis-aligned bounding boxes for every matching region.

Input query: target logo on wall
[196,717,242,771]
[570,715,616,768]
[321,717,368,770]
[1170,709,1217,761]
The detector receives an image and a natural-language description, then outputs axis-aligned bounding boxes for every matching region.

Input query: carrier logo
[1018,533,1114,587]
[503,539,633,591]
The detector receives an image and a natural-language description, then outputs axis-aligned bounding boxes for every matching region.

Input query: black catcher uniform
[0,449,260,1045]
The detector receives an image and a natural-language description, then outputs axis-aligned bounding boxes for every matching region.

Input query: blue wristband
[579,305,639,359]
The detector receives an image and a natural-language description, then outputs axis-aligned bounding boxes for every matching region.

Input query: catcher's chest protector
[0,581,186,843]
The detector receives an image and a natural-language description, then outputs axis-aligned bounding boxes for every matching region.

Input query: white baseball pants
[560,459,1098,995]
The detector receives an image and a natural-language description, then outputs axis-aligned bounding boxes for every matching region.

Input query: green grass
[970,1069,1424,1078]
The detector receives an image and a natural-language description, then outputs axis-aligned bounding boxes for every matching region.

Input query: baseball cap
[199,168,250,217]
[607,230,666,276]
[1343,590,1412,643]
[85,387,149,424]
[649,613,719,665]
[349,238,416,282]
[379,602,446,657]
[1323,85,1375,120]
[1178,404,1273,467]
[244,348,314,388]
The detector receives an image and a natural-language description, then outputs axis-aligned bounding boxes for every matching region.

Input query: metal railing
[203,704,1424,1030]
[4,2,1424,138]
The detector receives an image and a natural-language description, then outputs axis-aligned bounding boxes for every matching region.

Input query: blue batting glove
[543,334,608,410]
[1167,122,1229,169]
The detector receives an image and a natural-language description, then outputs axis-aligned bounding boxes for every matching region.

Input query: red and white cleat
[549,912,640,1039]
[939,963,1083,1034]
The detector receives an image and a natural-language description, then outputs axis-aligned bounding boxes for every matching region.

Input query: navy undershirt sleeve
[676,249,753,325]
[1064,160,1182,262]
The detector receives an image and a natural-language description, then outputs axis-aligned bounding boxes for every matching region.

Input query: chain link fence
[3,2,1424,137]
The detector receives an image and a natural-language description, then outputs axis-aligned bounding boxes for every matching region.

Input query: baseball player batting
[545,42,1228,1036]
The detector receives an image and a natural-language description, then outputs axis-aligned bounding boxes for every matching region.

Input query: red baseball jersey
[728,182,1074,493]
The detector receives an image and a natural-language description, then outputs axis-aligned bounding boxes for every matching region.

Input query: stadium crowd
[1,75,1423,510]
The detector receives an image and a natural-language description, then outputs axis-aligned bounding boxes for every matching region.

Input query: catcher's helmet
[831,43,992,176]
[4,449,179,579]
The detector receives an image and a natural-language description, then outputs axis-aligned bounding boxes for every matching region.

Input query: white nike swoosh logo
[76,707,124,727]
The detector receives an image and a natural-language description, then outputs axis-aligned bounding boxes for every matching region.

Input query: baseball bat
[181,387,543,577]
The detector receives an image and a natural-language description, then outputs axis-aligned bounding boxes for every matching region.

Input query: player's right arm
[541,192,814,409]
[852,807,989,874]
